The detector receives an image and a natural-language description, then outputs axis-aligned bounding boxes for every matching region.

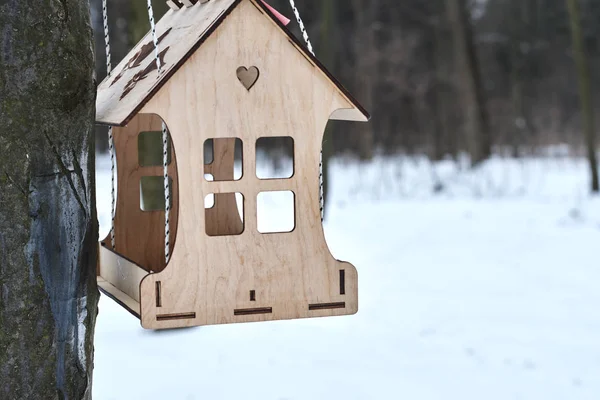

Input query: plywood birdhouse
[96,0,370,329]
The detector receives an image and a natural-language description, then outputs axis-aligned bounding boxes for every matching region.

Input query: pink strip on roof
[260,0,291,26]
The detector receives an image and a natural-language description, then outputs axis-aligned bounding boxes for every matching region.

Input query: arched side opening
[100,113,179,273]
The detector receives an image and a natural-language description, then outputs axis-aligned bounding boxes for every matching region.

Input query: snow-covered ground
[93,153,600,400]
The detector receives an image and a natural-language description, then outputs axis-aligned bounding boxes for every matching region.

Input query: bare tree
[566,0,599,192]
[351,0,378,159]
[0,0,99,398]
[446,0,492,165]
[317,0,336,215]
[91,0,133,153]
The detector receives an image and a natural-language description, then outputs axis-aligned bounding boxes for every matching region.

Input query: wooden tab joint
[167,0,207,10]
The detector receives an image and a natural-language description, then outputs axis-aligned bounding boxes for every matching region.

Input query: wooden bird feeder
[95,0,370,329]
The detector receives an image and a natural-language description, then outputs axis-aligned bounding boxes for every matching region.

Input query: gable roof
[96,0,370,126]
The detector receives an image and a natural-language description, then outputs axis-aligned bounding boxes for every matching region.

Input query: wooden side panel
[137,0,359,329]
[101,114,179,272]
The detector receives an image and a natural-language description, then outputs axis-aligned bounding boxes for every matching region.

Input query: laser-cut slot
[234,307,272,316]
[339,270,345,295]
[250,290,256,301]
[308,302,346,311]
[156,281,162,307]
[168,0,184,10]
[156,312,196,321]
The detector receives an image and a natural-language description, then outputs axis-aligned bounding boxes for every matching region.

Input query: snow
[93,153,600,400]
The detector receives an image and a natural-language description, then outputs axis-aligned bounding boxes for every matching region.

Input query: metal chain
[146,0,170,263]
[103,0,117,249]
[287,0,323,221]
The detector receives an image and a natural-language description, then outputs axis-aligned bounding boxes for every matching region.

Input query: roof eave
[330,108,369,122]
[251,0,371,122]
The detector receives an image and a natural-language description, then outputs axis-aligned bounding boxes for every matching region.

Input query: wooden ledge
[98,244,149,318]
[98,277,141,318]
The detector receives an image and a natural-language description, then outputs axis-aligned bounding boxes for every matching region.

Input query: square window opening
[204,138,243,181]
[205,193,215,209]
[140,176,173,212]
[256,137,294,179]
[138,131,171,167]
[205,193,244,236]
[257,191,295,233]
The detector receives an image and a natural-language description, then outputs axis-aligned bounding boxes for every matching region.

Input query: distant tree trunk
[432,4,453,161]
[351,0,376,160]
[91,0,133,153]
[0,0,99,399]
[446,0,492,165]
[566,0,599,193]
[432,36,448,161]
[130,0,169,43]
[509,0,525,157]
[318,0,336,216]
[508,0,536,158]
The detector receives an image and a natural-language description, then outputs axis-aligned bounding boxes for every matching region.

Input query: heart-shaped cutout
[236,66,260,91]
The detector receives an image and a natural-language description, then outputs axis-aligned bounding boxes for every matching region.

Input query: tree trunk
[432,5,452,161]
[446,0,492,165]
[91,0,132,153]
[566,0,599,193]
[351,0,375,160]
[130,0,169,44]
[0,0,99,399]
[318,0,336,217]
[508,0,536,158]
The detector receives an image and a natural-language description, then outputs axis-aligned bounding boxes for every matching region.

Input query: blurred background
[93,0,600,187]
[92,1,600,399]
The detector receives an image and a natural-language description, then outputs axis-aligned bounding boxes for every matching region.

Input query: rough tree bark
[566,0,599,193]
[446,0,492,165]
[0,0,99,399]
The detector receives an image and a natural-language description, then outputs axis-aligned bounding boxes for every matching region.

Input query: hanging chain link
[146,0,170,263]
[287,0,323,222]
[103,0,117,250]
